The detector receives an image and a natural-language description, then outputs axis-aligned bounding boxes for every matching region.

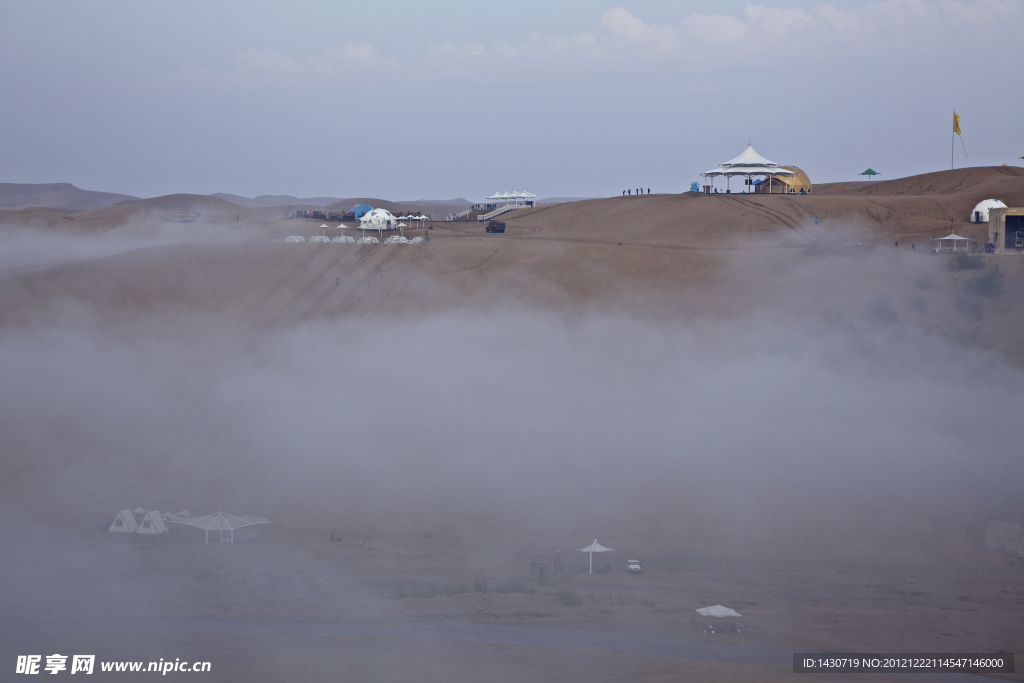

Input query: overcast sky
[1,0,1021,200]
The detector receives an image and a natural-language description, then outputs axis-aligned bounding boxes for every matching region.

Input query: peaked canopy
[578,539,614,574]
[720,144,781,168]
[859,168,880,176]
[696,604,741,618]
[578,540,614,553]
[701,144,793,193]
[169,511,269,544]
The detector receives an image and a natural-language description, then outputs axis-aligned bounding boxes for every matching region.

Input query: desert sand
[1,167,1023,682]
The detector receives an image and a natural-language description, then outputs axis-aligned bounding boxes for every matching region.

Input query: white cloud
[152,1,1020,90]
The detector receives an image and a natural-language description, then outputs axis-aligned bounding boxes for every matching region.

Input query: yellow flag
[953,111,961,136]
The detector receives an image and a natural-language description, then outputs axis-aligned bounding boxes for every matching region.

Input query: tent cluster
[108,509,269,543]
[486,191,536,207]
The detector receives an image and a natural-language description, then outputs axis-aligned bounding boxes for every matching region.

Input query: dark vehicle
[486,221,506,233]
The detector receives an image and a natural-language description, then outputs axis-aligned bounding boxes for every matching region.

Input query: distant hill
[0,182,137,211]
[212,193,343,208]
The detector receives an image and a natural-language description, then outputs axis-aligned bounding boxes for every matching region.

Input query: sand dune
[0,182,137,211]
[1,166,1022,360]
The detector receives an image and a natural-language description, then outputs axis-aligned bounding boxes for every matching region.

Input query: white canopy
[169,511,269,544]
[578,539,614,574]
[578,540,614,553]
[720,145,780,168]
[936,233,971,241]
[696,605,741,618]
[319,223,329,228]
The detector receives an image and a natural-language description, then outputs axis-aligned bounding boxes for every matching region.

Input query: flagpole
[951,109,954,170]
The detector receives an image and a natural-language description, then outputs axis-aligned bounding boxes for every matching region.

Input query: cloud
[152,1,1019,90]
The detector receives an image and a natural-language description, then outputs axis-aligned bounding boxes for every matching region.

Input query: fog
[2,260,1021,552]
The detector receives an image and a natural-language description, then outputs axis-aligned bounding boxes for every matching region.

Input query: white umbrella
[319,223,329,228]
[578,539,614,574]
[168,511,270,544]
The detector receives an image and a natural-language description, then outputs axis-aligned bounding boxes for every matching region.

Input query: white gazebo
[168,511,270,544]
[701,144,794,194]
[578,539,614,574]
[931,233,976,253]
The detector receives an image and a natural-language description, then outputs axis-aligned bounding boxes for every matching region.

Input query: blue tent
[349,204,372,219]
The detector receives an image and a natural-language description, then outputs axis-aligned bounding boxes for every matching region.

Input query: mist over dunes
[2,167,1024,680]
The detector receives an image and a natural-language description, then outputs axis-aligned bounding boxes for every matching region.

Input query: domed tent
[348,204,372,219]
[971,199,1007,223]
[359,208,397,229]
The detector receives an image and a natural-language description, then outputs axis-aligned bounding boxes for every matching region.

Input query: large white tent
[578,539,614,574]
[359,208,397,229]
[971,199,1007,223]
[168,511,270,544]
[701,144,793,194]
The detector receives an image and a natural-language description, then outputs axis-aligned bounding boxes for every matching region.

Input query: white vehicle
[626,559,641,574]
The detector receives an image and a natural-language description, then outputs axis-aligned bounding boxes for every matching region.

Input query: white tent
[359,208,397,229]
[971,199,1007,223]
[578,539,614,574]
[108,509,139,533]
[168,511,270,544]
[696,605,741,618]
[701,144,794,194]
[136,510,169,534]
[176,510,191,517]
[132,507,147,516]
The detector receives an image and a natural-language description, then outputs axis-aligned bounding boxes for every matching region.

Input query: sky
[0,0,1021,200]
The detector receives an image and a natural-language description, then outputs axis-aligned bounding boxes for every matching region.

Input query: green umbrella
[859,168,880,179]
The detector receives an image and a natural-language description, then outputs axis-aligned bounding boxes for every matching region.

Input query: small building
[971,199,1008,223]
[108,509,139,533]
[987,207,1024,254]
[136,510,169,534]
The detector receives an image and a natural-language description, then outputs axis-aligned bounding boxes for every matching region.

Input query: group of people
[623,188,651,196]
